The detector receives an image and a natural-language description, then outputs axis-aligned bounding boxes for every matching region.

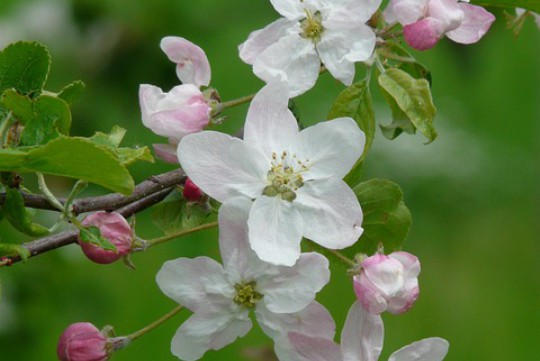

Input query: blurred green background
[0,0,539,360]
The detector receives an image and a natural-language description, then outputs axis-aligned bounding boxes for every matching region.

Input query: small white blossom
[156,198,333,361]
[178,81,365,266]
[239,0,381,96]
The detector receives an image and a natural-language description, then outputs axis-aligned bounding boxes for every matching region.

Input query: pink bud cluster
[57,323,110,361]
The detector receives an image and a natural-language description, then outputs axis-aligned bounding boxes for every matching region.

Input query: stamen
[233,282,263,308]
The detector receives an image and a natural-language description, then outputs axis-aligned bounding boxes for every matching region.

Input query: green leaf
[152,192,210,235]
[79,226,116,251]
[378,43,432,84]
[0,41,51,96]
[471,0,540,12]
[33,95,71,135]
[90,126,154,166]
[328,80,375,187]
[0,89,34,122]
[0,243,30,261]
[352,179,412,255]
[378,68,437,143]
[0,137,135,195]
[57,80,85,105]
[2,187,49,237]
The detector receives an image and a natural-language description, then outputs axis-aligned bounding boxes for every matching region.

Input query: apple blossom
[78,211,133,264]
[516,8,540,29]
[57,322,110,361]
[155,198,334,361]
[238,0,381,96]
[178,81,365,266]
[384,0,495,50]
[353,252,420,314]
[287,301,449,361]
[139,37,212,148]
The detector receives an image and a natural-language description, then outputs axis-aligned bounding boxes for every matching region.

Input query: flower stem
[144,221,218,248]
[326,248,357,267]
[126,305,184,341]
[0,112,13,147]
[221,94,255,109]
[36,172,65,212]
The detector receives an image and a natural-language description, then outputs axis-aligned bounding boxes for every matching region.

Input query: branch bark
[1,170,184,266]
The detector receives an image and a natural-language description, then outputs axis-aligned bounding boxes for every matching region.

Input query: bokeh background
[0,0,539,360]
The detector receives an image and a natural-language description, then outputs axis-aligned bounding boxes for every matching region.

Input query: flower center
[233,282,263,308]
[300,9,324,42]
[262,151,309,202]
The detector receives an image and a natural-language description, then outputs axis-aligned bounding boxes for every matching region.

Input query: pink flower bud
[353,251,420,314]
[160,36,211,88]
[57,322,109,361]
[78,211,133,264]
[139,84,211,141]
[183,178,204,202]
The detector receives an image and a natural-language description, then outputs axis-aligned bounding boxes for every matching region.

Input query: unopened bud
[182,178,204,202]
[78,211,133,264]
[353,251,420,314]
[57,322,109,361]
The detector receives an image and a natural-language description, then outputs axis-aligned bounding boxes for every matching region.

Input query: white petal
[363,255,405,297]
[317,23,376,85]
[294,117,365,180]
[258,252,330,313]
[156,257,233,312]
[284,333,342,361]
[239,18,296,64]
[248,196,304,266]
[253,33,320,97]
[326,0,382,23]
[178,131,268,203]
[388,338,449,361]
[256,301,336,340]
[269,0,312,20]
[171,303,252,361]
[295,178,363,249]
[445,3,495,44]
[386,0,430,25]
[341,301,384,361]
[160,36,211,87]
[244,81,299,157]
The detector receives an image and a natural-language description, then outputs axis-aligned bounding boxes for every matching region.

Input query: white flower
[286,301,449,361]
[178,81,365,266]
[156,198,333,361]
[239,0,381,96]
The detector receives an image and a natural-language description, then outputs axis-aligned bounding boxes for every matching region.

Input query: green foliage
[378,68,437,143]
[0,243,30,261]
[352,179,412,255]
[79,225,116,251]
[57,80,86,105]
[90,126,154,166]
[472,0,540,12]
[0,137,135,194]
[1,187,49,237]
[152,191,210,235]
[328,80,375,187]
[0,41,50,96]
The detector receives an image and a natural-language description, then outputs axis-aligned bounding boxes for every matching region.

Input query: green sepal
[328,80,375,187]
[352,179,412,255]
[79,226,116,251]
[152,191,211,235]
[0,41,51,96]
[378,68,437,143]
[2,187,49,237]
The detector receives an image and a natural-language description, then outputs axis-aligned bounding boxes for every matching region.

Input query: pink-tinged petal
[390,252,421,279]
[139,84,163,128]
[295,178,363,250]
[362,254,405,297]
[341,301,384,361]
[171,303,252,361]
[403,18,444,51]
[156,257,233,312]
[385,0,430,25]
[248,196,304,266]
[388,338,449,361]
[160,36,211,87]
[153,143,178,164]
[244,81,299,157]
[256,301,336,340]
[239,18,296,64]
[178,131,268,202]
[387,284,420,314]
[446,3,495,44]
[269,0,314,20]
[253,33,320,97]
[258,252,330,313]
[428,0,464,32]
[57,322,109,361]
[294,117,365,180]
[353,273,389,314]
[286,333,342,361]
